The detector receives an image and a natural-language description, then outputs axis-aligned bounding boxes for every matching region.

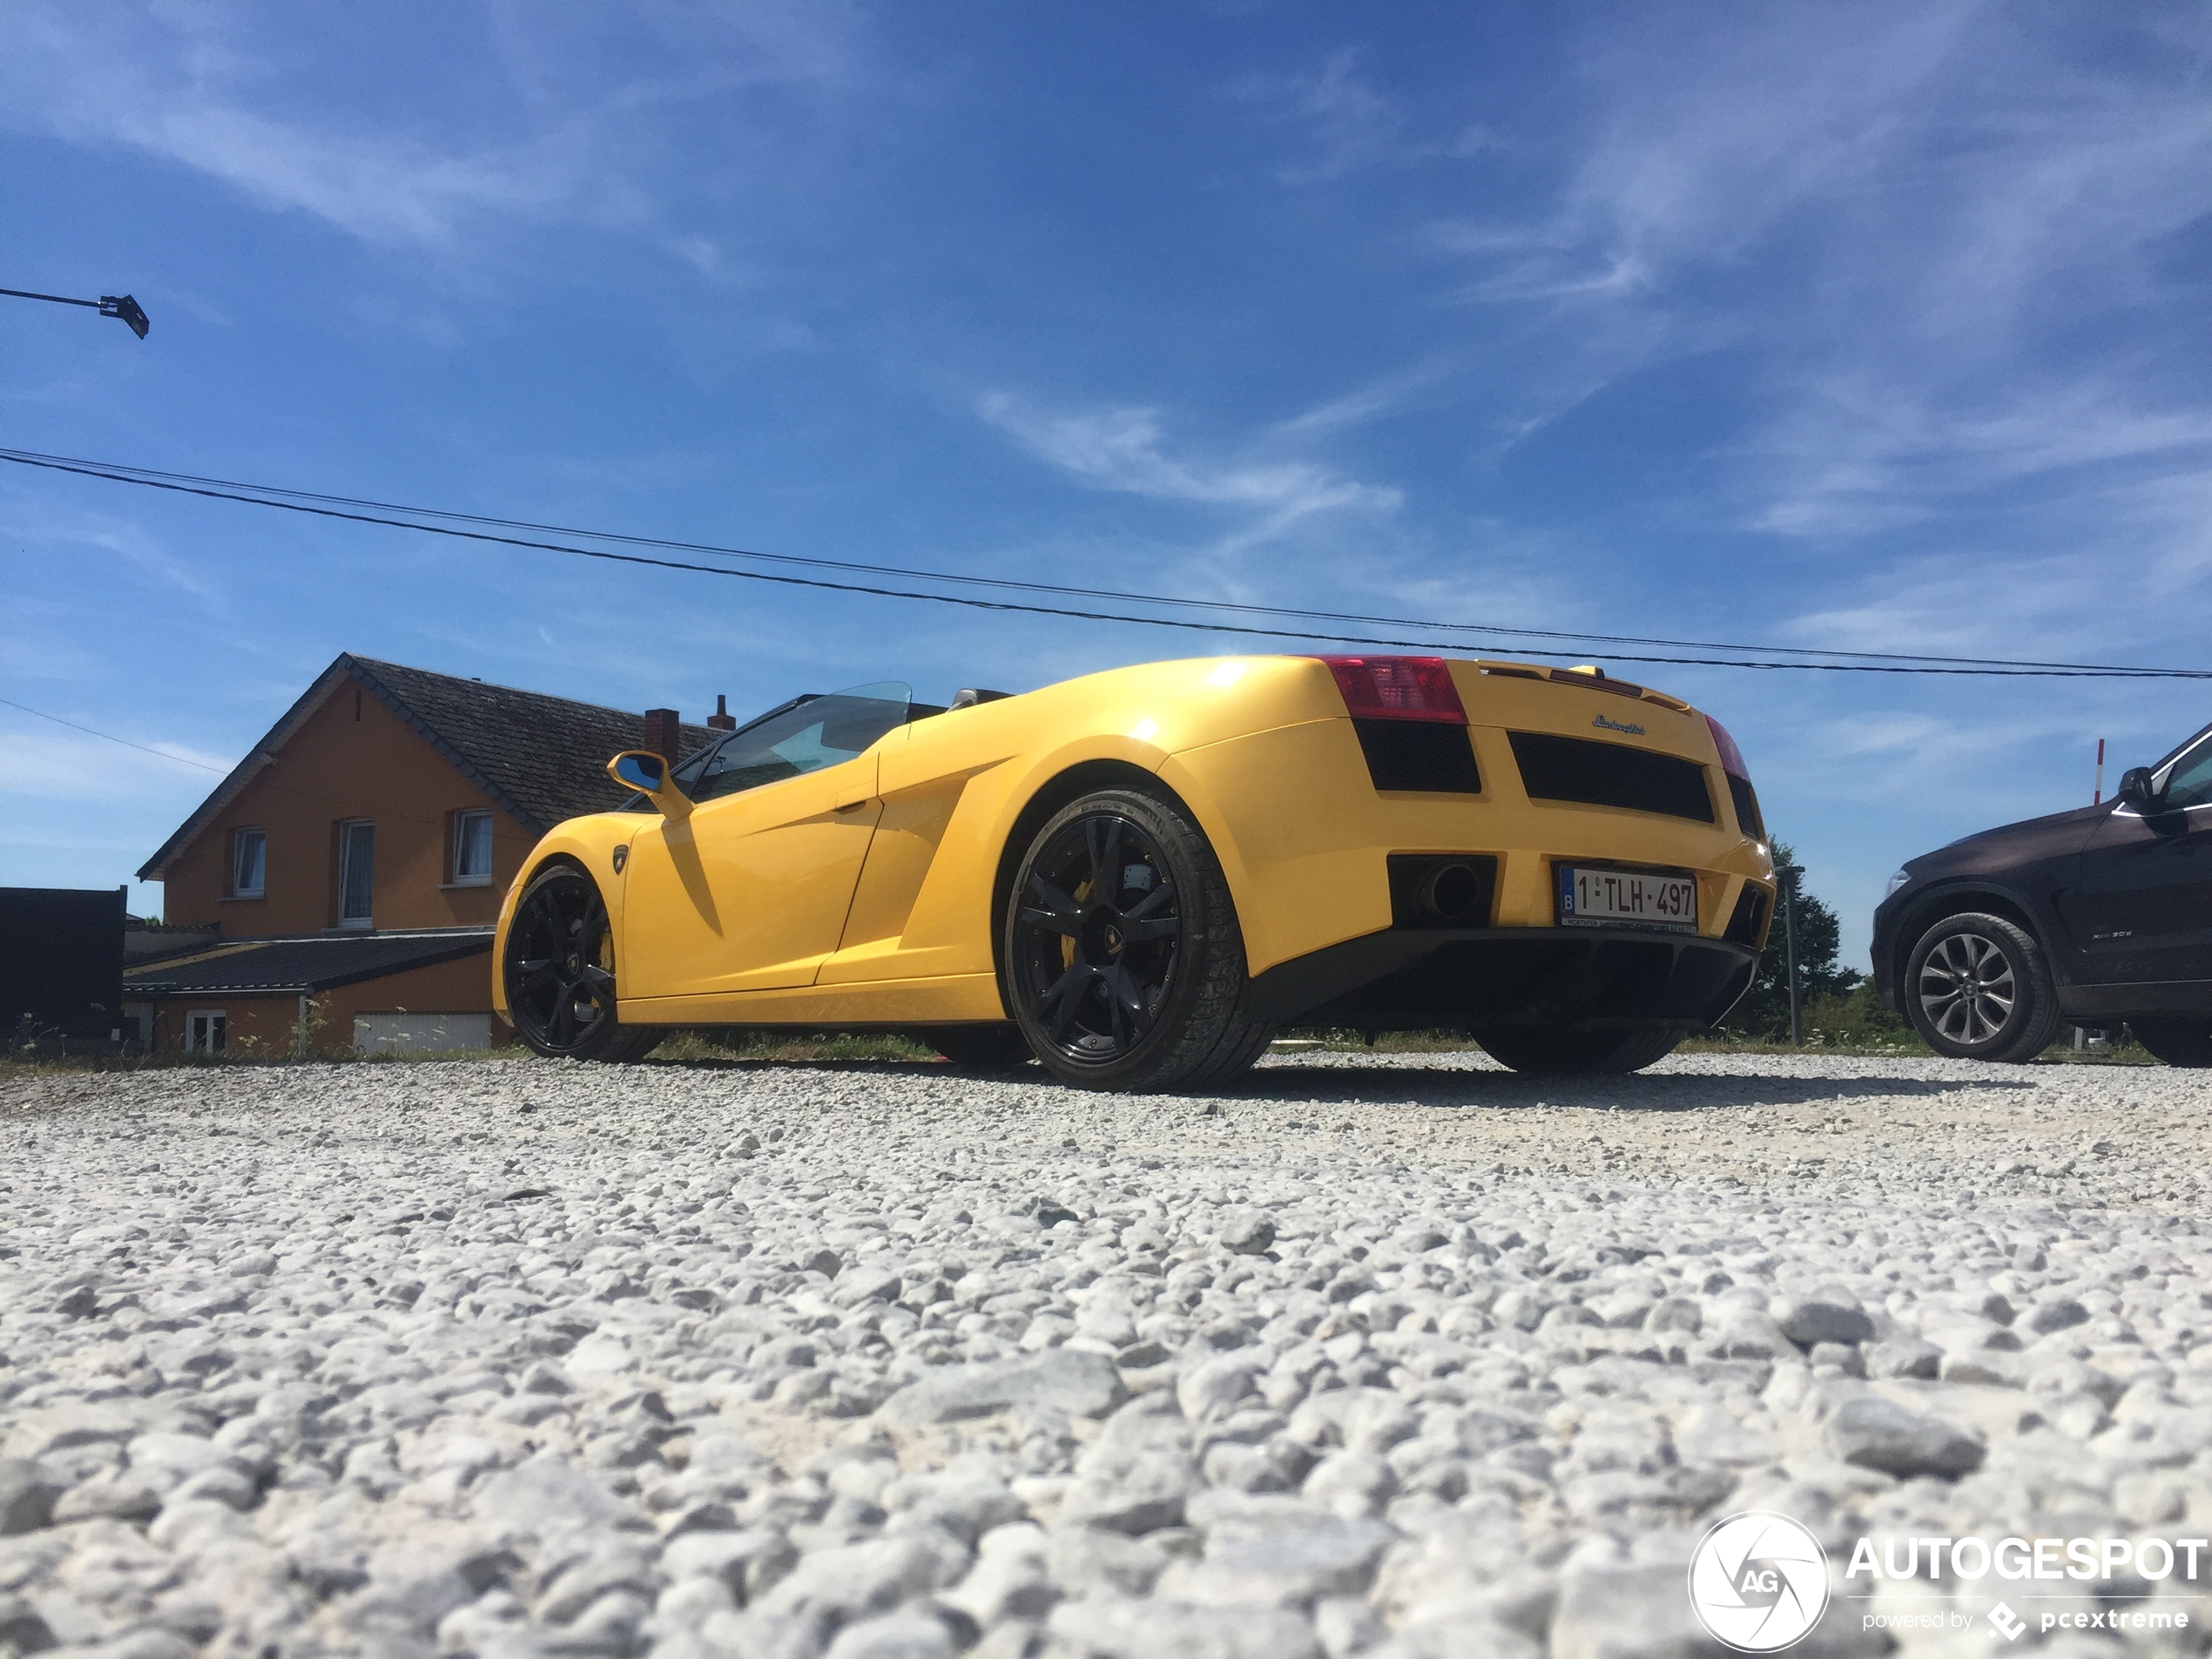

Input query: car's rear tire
[927,1024,1036,1072]
[1903,911,2060,1062]
[2131,1017,2212,1069]
[1003,786,1273,1092]
[1474,1024,1685,1074]
[504,864,660,1063]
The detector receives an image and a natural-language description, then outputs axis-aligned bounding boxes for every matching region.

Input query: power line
[0,692,484,834]
[13,446,2202,677]
[0,692,226,772]
[4,447,2208,679]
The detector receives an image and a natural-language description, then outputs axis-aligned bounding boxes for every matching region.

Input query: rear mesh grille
[1507,732,1715,822]
[1728,775,1765,840]
[1354,720,1481,792]
[1724,883,1771,947]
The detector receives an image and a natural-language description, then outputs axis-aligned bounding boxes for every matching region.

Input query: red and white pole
[2094,738,2106,805]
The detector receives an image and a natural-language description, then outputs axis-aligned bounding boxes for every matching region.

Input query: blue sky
[4,3,2209,965]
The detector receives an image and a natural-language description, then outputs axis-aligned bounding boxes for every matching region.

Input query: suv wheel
[1904,912,2060,1062]
[2130,1018,2212,1069]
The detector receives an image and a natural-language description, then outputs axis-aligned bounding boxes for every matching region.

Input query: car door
[617,687,907,1000]
[2064,734,2212,987]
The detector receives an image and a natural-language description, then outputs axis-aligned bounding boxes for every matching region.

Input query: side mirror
[608,751,691,816]
[2118,766,2161,813]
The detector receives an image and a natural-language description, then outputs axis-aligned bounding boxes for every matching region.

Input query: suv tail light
[1317,656,1467,724]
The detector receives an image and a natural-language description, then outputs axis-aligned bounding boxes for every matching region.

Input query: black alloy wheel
[1005,786,1272,1091]
[1903,911,2060,1062]
[2131,1017,2212,1069]
[505,864,658,1062]
[1474,1023,1685,1075]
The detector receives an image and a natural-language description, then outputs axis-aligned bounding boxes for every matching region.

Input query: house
[129,654,718,1055]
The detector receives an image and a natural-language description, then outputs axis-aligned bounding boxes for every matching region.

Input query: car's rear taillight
[1317,656,1467,725]
[1703,714,1750,779]
[1705,714,1765,840]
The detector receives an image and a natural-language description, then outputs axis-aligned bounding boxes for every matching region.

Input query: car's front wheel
[1903,911,2060,1062]
[2131,1017,2212,1069]
[1004,786,1272,1091]
[1474,1024,1685,1074]
[504,863,660,1062]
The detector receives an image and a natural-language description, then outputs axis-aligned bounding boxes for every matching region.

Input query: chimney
[643,707,681,762]
[707,694,738,733]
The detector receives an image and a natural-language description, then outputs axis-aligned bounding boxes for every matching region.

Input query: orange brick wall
[160,679,537,934]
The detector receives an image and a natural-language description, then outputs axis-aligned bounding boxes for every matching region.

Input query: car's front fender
[490,815,649,1022]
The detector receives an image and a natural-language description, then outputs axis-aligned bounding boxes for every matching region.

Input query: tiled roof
[124,929,494,995]
[350,657,715,835]
[139,655,716,879]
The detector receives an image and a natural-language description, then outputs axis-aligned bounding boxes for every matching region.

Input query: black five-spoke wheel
[1015,811,1183,1059]
[1005,786,1272,1091]
[505,864,658,1062]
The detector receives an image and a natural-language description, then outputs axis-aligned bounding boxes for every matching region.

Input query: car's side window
[2161,739,2212,811]
[679,683,914,806]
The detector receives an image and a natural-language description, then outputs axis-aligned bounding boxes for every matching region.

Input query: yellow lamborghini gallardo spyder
[493,654,1775,1089]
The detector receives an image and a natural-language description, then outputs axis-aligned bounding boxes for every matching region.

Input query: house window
[186,1010,226,1054]
[452,810,495,885]
[231,828,266,898]
[338,819,375,927]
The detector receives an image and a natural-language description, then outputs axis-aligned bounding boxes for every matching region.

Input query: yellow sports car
[494,654,1774,1089]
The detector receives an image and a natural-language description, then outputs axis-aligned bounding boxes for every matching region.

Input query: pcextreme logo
[1688,1512,1831,1651]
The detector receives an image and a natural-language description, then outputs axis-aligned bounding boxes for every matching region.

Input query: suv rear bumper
[1249,924,1760,1031]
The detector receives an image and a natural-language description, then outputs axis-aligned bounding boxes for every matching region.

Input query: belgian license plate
[1558,866,1697,930]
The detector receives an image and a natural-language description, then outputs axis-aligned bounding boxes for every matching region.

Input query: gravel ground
[4,1050,2211,1659]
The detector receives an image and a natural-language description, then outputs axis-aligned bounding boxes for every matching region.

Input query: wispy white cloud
[1229,49,1403,185]
[1267,361,1457,440]
[1231,47,1511,187]
[978,394,1400,552]
[0,724,233,798]
[0,498,216,601]
[1746,386,2212,539]
[0,3,858,252]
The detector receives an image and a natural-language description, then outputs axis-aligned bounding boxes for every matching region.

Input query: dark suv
[1873,721,2212,1068]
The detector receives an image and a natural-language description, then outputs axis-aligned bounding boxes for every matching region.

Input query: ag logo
[1687,1511,1831,1651]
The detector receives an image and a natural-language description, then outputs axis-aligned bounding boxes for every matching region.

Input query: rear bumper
[1249,925,1760,1031]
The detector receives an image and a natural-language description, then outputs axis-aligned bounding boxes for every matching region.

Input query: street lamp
[1775,862,1805,1046]
[1,287,150,339]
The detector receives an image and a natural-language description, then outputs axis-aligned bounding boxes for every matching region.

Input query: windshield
[677,682,912,805]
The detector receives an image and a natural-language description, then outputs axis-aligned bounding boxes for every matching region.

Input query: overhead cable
[3,447,2207,679]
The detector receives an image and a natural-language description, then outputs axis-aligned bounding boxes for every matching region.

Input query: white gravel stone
[6,1049,2211,1656]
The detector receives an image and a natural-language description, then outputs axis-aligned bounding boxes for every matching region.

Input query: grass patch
[644,1030,941,1064]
